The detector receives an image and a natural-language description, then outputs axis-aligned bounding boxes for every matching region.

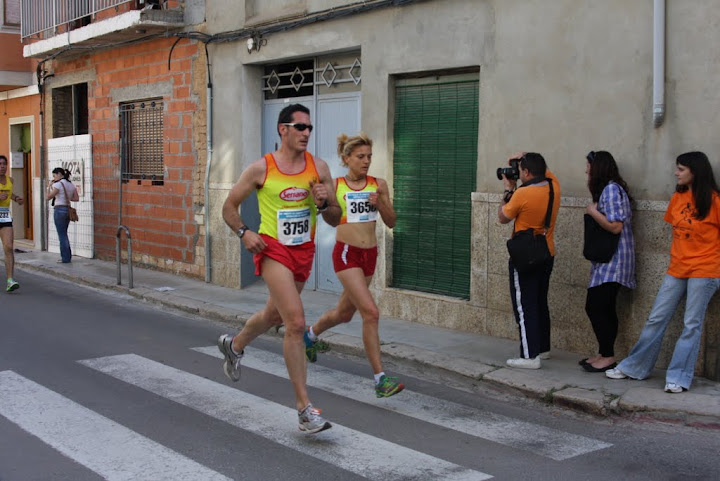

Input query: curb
[330,334,619,419]
[551,387,611,417]
[14,260,720,427]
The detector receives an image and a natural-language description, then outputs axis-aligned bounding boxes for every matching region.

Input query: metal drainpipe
[38,76,47,250]
[118,135,123,231]
[204,47,213,283]
[653,0,666,127]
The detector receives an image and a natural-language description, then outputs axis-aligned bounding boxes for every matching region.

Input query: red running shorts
[332,241,378,277]
[254,234,315,283]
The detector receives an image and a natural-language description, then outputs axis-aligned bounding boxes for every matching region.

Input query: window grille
[120,99,164,184]
[262,55,361,99]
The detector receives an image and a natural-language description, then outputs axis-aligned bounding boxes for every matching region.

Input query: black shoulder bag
[583,214,620,263]
[506,179,554,273]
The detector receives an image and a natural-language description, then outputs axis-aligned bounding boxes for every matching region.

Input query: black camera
[496,159,520,181]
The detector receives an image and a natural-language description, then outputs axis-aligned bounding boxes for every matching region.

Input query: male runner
[0,154,23,292]
[218,104,341,433]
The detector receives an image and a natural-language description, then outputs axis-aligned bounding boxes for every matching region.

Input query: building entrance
[251,53,362,293]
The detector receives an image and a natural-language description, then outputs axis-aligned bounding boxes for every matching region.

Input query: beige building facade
[205,0,720,380]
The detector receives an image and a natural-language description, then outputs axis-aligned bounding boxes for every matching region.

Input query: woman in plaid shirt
[581,151,636,372]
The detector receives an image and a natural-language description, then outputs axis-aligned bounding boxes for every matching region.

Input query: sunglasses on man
[282,123,313,133]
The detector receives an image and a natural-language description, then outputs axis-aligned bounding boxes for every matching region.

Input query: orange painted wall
[50,37,204,275]
[0,94,40,172]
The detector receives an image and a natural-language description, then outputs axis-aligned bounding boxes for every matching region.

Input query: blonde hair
[337,132,373,166]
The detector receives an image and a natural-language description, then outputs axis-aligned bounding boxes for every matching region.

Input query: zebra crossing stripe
[0,370,232,481]
[80,354,492,481]
[194,346,612,461]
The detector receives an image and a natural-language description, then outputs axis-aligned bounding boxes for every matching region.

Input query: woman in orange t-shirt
[606,152,720,392]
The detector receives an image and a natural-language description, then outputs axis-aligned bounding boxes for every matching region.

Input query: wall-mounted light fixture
[246,35,266,54]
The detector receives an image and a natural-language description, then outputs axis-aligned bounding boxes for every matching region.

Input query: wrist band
[317,199,329,212]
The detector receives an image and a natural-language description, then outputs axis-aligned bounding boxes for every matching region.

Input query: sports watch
[236,225,249,238]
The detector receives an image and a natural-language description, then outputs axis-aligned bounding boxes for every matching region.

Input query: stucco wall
[206,0,720,377]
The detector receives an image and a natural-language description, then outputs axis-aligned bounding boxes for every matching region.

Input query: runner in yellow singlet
[217,104,342,434]
[0,154,24,292]
[304,133,404,398]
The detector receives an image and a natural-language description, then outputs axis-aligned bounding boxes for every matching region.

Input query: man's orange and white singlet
[336,176,379,224]
[257,152,320,245]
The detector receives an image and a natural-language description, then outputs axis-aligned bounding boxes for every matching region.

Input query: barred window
[120,99,164,184]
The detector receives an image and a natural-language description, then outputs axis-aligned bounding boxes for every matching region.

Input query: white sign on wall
[10,152,24,169]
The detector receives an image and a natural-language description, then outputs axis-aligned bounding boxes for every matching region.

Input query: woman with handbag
[606,151,720,392]
[47,167,79,264]
[580,151,635,372]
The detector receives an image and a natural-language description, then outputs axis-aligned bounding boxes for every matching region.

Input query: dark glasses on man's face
[586,151,596,163]
[282,123,313,133]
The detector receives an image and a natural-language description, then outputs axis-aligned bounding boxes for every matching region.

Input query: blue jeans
[617,275,720,389]
[54,206,72,263]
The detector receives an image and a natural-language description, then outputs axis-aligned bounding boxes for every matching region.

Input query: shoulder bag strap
[543,179,554,232]
[58,180,72,207]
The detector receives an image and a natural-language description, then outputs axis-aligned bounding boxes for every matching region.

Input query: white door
[312,93,360,292]
[260,94,360,292]
[259,54,362,293]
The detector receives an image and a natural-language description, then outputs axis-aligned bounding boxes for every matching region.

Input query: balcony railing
[21,0,158,41]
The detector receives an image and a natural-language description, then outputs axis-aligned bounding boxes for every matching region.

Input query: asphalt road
[1,269,718,481]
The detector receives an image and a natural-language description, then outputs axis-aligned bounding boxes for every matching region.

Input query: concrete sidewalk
[8,247,720,427]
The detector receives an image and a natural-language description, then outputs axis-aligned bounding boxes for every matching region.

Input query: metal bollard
[116,225,133,289]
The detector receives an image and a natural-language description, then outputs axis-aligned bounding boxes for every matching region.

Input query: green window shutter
[392,78,478,299]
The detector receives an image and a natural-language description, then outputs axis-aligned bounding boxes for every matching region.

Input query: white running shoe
[217,334,243,382]
[538,351,551,360]
[506,357,541,369]
[664,382,683,393]
[605,367,628,379]
[298,404,332,434]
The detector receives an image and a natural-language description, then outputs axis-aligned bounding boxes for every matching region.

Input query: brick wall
[50,37,206,278]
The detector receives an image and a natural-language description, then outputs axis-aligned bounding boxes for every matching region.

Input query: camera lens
[497,167,516,180]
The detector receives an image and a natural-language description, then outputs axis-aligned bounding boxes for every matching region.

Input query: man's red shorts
[254,234,315,283]
[332,242,378,277]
